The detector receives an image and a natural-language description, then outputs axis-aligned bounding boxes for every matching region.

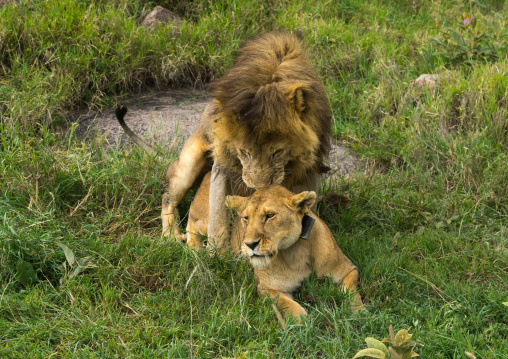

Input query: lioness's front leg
[162,126,211,239]
[340,269,363,311]
[329,267,363,312]
[261,289,306,323]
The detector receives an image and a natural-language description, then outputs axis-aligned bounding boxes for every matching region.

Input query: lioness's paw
[161,227,185,241]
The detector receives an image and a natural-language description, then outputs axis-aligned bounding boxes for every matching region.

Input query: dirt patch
[76,89,364,178]
[76,89,209,151]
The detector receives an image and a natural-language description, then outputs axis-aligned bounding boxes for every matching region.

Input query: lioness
[186,173,363,323]
[115,32,331,246]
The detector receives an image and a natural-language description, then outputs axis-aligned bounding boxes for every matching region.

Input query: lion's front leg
[162,126,211,239]
[162,192,184,240]
[207,163,230,250]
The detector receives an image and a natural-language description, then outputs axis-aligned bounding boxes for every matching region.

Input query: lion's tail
[114,105,158,157]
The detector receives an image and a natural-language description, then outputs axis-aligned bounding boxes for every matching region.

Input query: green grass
[1,0,508,358]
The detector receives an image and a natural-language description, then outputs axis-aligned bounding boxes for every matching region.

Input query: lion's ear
[226,195,248,211]
[284,83,308,113]
[290,191,317,213]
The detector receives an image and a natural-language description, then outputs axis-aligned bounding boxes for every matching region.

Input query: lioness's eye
[265,213,275,220]
[240,149,251,159]
[272,149,283,158]
[242,216,249,222]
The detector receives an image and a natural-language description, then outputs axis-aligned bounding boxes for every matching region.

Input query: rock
[142,6,183,31]
[407,74,443,107]
[412,74,441,91]
[324,139,365,178]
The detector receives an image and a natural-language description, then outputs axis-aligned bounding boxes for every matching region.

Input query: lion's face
[210,78,327,190]
[236,141,292,189]
[227,186,316,268]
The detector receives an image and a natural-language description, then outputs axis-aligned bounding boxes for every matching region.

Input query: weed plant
[1,0,507,358]
[431,13,507,67]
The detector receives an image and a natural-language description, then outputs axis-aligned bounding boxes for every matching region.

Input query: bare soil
[76,89,364,178]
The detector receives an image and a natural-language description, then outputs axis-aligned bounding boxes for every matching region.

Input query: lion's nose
[245,240,260,250]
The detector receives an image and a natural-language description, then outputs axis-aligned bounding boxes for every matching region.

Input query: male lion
[116,32,331,246]
[186,172,363,324]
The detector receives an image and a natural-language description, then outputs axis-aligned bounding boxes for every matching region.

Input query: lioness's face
[227,186,316,268]
[236,141,291,189]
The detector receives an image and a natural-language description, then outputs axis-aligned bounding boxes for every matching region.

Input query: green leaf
[16,259,37,286]
[60,255,94,283]
[474,33,489,41]
[477,47,496,54]
[365,338,390,357]
[400,349,415,359]
[448,29,465,45]
[435,221,445,229]
[446,213,460,224]
[68,265,87,280]
[394,329,411,346]
[57,242,76,266]
[77,256,93,266]
[353,348,386,359]
[398,340,417,350]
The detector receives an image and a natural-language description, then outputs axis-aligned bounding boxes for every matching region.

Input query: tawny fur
[209,32,332,182]
[186,173,363,324]
[116,32,332,240]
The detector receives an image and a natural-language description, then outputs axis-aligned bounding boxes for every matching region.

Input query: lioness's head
[227,185,316,268]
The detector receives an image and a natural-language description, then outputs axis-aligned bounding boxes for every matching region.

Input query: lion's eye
[242,216,249,222]
[272,149,283,158]
[265,213,275,220]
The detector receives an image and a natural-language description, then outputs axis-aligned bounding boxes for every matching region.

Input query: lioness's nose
[245,240,260,250]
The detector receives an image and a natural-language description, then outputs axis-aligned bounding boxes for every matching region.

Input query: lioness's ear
[284,83,308,113]
[226,195,248,211]
[290,191,317,213]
